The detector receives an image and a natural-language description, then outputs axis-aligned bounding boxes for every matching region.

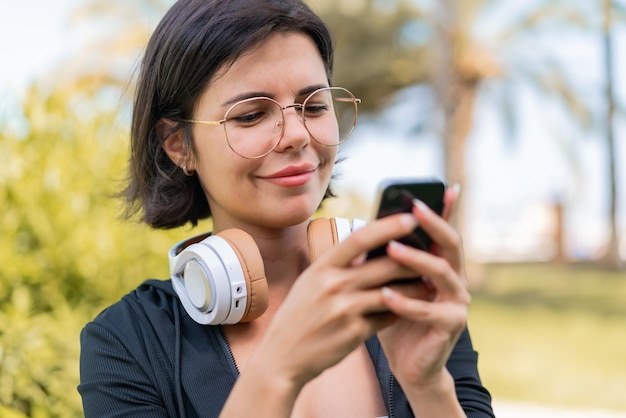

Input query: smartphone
[367,178,445,259]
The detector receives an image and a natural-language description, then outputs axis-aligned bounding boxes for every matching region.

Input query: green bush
[0,82,209,417]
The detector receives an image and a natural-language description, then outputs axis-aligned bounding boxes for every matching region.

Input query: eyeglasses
[180,87,361,159]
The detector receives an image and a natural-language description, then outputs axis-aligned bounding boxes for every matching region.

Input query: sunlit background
[1,0,625,417]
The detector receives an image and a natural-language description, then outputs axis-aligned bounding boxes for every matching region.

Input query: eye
[230,111,267,125]
[226,100,278,126]
[303,102,330,117]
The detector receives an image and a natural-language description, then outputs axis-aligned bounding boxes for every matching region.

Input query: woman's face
[188,32,337,232]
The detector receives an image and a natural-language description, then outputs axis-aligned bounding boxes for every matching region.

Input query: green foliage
[0,288,83,417]
[0,80,210,417]
[310,0,428,111]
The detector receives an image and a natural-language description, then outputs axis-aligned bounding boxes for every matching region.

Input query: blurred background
[1,0,625,417]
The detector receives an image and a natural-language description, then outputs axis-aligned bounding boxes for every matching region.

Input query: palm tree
[599,0,623,269]
[417,0,599,260]
[322,0,602,264]
[312,0,428,111]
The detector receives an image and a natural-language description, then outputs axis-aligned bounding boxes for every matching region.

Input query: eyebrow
[221,84,329,106]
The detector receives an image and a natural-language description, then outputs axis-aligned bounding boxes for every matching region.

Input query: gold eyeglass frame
[180,86,361,159]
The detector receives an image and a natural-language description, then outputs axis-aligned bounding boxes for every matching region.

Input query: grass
[468,263,626,412]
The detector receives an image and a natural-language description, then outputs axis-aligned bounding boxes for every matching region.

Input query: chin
[267,199,322,227]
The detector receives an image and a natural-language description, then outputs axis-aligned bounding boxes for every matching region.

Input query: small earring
[182,165,194,176]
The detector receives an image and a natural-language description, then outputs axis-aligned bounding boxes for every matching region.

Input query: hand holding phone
[367,178,445,260]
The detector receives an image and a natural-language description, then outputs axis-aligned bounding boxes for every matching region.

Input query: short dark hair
[121,0,335,229]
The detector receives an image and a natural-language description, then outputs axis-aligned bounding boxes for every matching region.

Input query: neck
[210,215,317,309]
[255,223,310,288]
[213,218,312,285]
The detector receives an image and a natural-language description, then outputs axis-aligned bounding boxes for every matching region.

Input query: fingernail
[388,240,405,251]
[399,213,418,228]
[381,286,395,299]
[351,252,367,266]
[451,183,461,197]
[412,198,428,212]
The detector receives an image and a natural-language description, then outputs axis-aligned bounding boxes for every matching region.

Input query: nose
[273,105,310,153]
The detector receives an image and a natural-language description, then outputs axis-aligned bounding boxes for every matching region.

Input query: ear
[159,118,194,171]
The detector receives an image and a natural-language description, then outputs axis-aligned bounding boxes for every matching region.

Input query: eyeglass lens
[223,87,358,158]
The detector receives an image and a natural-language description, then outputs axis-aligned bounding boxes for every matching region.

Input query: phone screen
[367,178,445,259]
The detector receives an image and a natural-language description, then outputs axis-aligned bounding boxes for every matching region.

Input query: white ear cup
[170,235,248,325]
[169,217,365,325]
[333,217,351,243]
[350,218,367,232]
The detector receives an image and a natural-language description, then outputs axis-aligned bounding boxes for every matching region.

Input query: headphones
[169,217,365,325]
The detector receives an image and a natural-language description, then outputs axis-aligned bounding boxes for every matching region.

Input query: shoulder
[79,280,188,416]
[81,279,226,357]
[81,279,185,354]
[79,284,235,416]
[88,279,178,330]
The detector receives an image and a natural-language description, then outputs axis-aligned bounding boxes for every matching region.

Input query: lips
[260,164,317,187]
[263,164,316,179]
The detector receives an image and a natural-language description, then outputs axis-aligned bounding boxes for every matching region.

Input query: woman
[79,0,494,417]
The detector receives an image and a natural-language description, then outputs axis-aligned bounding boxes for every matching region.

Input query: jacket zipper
[218,328,240,375]
[388,373,395,418]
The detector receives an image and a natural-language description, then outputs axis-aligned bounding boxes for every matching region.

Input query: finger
[386,241,469,301]
[441,184,460,222]
[411,199,463,272]
[381,286,469,331]
[386,279,432,301]
[321,282,400,316]
[319,289,400,335]
[323,213,418,267]
[333,255,423,291]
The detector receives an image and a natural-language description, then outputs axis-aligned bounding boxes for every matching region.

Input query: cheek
[191,134,237,190]
[319,146,338,177]
[195,157,258,214]
[195,152,249,188]
[190,127,234,172]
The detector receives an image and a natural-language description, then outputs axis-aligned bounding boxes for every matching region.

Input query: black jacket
[79,279,494,417]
